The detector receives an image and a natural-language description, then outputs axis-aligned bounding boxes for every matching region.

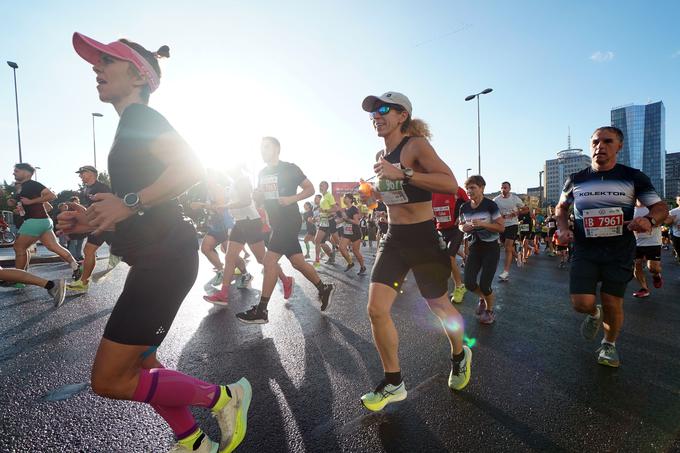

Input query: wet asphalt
[1,243,680,453]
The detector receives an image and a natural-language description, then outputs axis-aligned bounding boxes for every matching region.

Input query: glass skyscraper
[611,101,665,196]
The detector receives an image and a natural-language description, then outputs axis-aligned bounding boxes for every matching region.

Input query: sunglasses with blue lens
[370,104,403,118]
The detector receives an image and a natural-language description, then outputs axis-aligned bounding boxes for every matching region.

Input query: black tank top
[380,136,432,205]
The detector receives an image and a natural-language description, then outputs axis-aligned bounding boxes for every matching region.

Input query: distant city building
[544,148,590,206]
[527,186,543,210]
[666,151,680,198]
[611,101,665,196]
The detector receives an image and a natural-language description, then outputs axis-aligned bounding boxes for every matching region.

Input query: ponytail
[400,116,431,140]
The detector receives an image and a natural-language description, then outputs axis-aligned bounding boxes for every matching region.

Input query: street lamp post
[464,88,493,175]
[92,113,103,168]
[6,61,22,163]
[466,168,472,179]
[34,166,41,182]
[539,170,544,210]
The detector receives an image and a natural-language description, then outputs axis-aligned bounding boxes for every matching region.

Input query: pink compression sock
[132,368,221,409]
[141,365,199,440]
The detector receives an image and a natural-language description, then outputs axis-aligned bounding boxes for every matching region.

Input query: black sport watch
[402,167,414,184]
[123,192,144,216]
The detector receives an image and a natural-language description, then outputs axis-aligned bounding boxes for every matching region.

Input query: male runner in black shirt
[236,137,335,324]
[67,166,113,291]
[557,126,668,367]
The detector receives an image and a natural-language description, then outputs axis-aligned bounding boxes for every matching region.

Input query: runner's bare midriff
[385,201,434,225]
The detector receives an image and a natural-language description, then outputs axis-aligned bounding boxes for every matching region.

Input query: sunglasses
[370,104,404,118]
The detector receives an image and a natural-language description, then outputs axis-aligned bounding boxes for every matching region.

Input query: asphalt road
[1,243,680,452]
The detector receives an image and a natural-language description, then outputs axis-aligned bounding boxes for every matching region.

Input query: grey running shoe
[580,305,603,340]
[237,273,253,289]
[448,345,472,390]
[596,343,620,367]
[49,279,66,308]
[475,298,487,316]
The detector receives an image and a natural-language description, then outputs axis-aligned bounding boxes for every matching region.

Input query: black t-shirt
[374,200,387,213]
[518,213,533,232]
[303,209,315,230]
[107,103,197,263]
[82,181,112,207]
[17,180,48,219]
[560,164,662,247]
[258,161,306,228]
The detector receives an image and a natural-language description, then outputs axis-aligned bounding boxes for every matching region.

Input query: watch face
[124,193,139,206]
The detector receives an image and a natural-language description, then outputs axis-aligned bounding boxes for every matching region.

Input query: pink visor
[72,32,160,93]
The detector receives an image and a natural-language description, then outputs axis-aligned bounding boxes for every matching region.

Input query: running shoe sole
[221,378,252,453]
[361,385,407,412]
[51,279,66,308]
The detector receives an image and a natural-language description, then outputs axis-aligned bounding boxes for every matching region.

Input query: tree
[97,171,111,188]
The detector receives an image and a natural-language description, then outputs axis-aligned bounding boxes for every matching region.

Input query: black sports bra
[378,136,432,205]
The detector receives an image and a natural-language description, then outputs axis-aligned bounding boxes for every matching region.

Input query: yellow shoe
[448,345,472,390]
[360,380,407,412]
[451,285,467,304]
[66,279,89,292]
[213,378,252,453]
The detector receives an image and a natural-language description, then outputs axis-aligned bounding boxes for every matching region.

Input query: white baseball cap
[361,91,412,115]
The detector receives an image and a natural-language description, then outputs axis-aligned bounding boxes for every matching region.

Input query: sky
[1,0,679,196]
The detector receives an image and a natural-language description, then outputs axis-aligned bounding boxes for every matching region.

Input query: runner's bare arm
[405,137,458,194]
[296,179,315,202]
[555,196,572,233]
[628,200,669,232]
[21,188,56,205]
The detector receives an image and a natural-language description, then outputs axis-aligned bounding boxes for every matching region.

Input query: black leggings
[673,235,680,253]
[464,240,500,296]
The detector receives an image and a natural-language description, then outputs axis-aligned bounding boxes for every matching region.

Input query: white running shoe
[213,378,252,452]
[168,436,218,453]
[498,271,510,281]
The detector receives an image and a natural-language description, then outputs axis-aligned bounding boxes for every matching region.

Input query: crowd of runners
[1,32,679,452]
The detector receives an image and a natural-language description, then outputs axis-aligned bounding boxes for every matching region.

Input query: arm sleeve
[291,164,306,187]
[489,200,502,221]
[559,176,575,206]
[633,169,662,207]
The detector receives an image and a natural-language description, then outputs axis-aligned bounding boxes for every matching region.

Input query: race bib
[583,207,624,238]
[519,224,530,232]
[548,221,556,229]
[343,223,354,235]
[377,164,408,205]
[319,214,330,228]
[433,206,452,223]
[260,175,279,200]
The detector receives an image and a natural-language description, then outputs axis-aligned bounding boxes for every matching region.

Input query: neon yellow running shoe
[448,345,472,390]
[213,377,252,453]
[66,279,89,292]
[361,380,407,412]
[451,286,467,304]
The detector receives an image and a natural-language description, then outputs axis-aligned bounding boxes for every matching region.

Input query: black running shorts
[229,218,265,245]
[635,245,661,261]
[371,220,451,299]
[268,217,303,258]
[569,242,634,298]
[104,250,199,346]
[438,227,464,257]
[500,225,518,242]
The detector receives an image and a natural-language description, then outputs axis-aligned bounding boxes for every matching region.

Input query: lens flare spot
[393,282,399,287]
[464,335,477,348]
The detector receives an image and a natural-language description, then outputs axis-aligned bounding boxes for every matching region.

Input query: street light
[539,170,545,210]
[92,113,103,168]
[7,61,22,163]
[466,168,472,178]
[464,88,493,174]
[34,166,41,182]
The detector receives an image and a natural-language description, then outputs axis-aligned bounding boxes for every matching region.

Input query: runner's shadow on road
[176,293,344,452]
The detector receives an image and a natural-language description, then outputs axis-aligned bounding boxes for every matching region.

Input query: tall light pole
[466,168,472,179]
[539,170,544,210]
[92,113,103,168]
[464,88,493,175]
[7,61,22,163]
[34,166,41,182]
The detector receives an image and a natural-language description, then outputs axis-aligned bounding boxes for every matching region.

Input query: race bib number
[260,175,279,200]
[433,206,452,223]
[583,207,624,238]
[548,221,556,229]
[319,214,330,228]
[377,164,408,205]
[343,223,354,235]
[519,224,530,232]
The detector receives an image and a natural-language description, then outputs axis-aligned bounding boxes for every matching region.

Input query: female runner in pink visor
[62,32,252,453]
